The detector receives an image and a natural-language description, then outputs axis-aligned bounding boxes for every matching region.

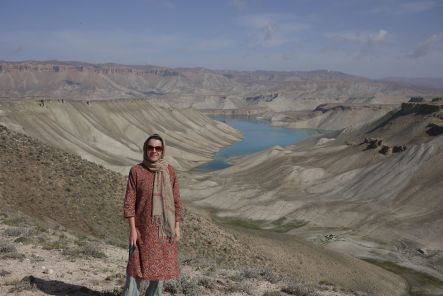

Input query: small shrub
[2,252,25,259]
[164,280,179,294]
[281,283,320,296]
[241,267,262,279]
[197,276,215,290]
[14,237,33,244]
[3,217,28,227]
[8,276,36,293]
[0,242,24,259]
[224,281,243,293]
[318,280,334,286]
[261,268,280,284]
[63,246,105,259]
[0,269,11,277]
[263,291,282,296]
[4,227,31,237]
[180,275,200,295]
[35,225,48,234]
[240,267,280,283]
[76,243,107,259]
[228,270,243,282]
[30,254,44,263]
[42,239,68,250]
[0,242,17,254]
[164,275,200,295]
[318,279,335,291]
[240,281,255,295]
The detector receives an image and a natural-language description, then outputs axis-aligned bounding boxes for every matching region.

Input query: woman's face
[146,139,163,163]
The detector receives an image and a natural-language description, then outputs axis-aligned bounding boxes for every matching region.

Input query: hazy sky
[1,0,442,78]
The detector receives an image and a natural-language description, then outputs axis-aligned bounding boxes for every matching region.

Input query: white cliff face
[0,99,241,173]
[1,61,440,111]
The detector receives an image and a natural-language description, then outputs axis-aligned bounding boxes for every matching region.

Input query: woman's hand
[175,222,181,242]
[128,217,137,246]
[130,228,138,246]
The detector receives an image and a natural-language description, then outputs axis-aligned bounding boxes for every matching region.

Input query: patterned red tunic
[123,163,182,280]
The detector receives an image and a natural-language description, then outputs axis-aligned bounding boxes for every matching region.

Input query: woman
[123,134,182,296]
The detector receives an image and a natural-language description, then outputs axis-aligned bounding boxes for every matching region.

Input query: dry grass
[281,282,320,296]
[164,275,200,295]
[64,242,107,259]
[262,291,282,296]
[0,125,128,247]
[0,242,17,254]
[0,241,25,259]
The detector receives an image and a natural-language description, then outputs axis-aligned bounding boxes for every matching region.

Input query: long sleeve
[169,166,182,222]
[123,167,137,218]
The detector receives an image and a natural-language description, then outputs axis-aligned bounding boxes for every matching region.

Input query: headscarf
[142,134,176,239]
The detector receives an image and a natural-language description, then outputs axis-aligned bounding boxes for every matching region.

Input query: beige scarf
[143,141,176,239]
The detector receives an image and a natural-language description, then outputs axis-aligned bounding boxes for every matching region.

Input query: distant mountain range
[382,77,443,90]
[1,60,441,110]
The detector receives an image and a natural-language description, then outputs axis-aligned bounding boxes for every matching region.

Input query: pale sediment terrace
[0,99,242,173]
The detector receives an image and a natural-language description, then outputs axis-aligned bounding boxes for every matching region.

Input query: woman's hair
[146,133,164,147]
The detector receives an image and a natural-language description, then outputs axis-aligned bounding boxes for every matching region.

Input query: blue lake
[196,116,320,171]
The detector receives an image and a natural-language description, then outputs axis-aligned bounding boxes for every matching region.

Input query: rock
[367,138,383,149]
[409,96,424,103]
[245,93,279,104]
[416,248,427,255]
[401,102,442,115]
[379,145,392,155]
[426,123,443,136]
[393,145,407,153]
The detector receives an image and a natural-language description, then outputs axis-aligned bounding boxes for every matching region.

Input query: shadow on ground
[12,276,121,296]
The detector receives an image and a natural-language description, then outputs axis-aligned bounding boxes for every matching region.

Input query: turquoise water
[197,116,319,171]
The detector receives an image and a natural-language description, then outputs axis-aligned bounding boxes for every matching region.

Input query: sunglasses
[147,145,163,152]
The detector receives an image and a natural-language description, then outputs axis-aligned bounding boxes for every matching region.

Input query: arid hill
[382,77,443,90]
[183,101,443,294]
[1,61,440,111]
[0,99,241,173]
[271,103,400,130]
[0,125,408,295]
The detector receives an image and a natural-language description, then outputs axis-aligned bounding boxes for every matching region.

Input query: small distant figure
[122,134,182,296]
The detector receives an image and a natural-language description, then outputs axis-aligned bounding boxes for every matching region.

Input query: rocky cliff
[1,61,440,111]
